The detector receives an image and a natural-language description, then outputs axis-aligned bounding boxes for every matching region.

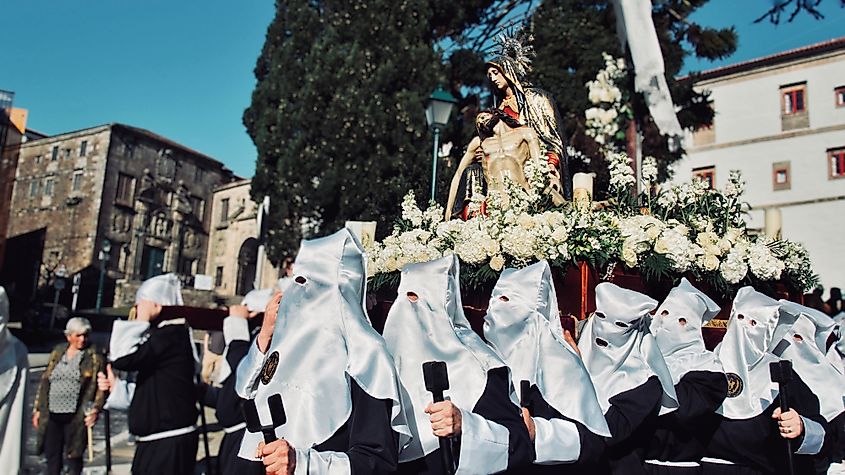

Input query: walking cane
[243,394,286,443]
[770,360,796,475]
[104,409,112,473]
[196,373,214,475]
[423,361,456,475]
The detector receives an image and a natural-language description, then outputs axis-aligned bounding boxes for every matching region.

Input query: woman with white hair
[0,286,29,475]
[33,316,105,475]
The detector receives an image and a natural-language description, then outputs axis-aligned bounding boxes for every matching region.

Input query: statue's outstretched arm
[445,137,482,221]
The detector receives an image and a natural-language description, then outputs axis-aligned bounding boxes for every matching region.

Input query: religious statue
[445,109,565,220]
[486,31,573,200]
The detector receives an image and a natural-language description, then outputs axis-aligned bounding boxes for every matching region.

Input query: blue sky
[2,1,843,178]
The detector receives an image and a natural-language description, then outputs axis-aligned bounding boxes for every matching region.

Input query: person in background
[107,273,199,475]
[33,317,105,475]
[827,288,844,316]
[0,286,29,474]
[201,327,225,385]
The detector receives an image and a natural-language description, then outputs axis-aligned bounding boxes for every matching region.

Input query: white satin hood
[242,229,411,451]
[650,278,723,384]
[578,283,678,415]
[483,261,610,437]
[715,286,782,419]
[241,287,275,313]
[773,305,845,421]
[383,254,511,461]
[135,273,183,306]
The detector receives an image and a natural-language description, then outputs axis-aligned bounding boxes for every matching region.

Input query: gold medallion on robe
[725,373,743,398]
[261,351,280,385]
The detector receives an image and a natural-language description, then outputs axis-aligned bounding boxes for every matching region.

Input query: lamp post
[49,264,67,329]
[425,86,458,202]
[96,239,111,312]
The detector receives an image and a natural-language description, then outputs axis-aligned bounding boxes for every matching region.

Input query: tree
[754,0,844,24]
[529,0,737,197]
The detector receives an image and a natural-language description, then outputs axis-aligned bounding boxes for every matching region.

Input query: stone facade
[2,123,235,310]
[206,179,278,297]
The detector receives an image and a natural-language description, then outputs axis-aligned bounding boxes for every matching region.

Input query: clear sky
[2,1,843,178]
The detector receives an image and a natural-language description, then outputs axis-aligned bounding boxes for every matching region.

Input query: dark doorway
[140,245,165,280]
[236,238,258,296]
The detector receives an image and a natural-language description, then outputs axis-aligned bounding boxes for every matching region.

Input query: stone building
[0,90,30,271]
[206,179,277,298]
[1,123,235,311]
[673,37,845,288]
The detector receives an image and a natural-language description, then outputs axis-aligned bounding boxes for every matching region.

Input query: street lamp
[425,86,458,202]
[50,264,67,329]
[96,239,111,312]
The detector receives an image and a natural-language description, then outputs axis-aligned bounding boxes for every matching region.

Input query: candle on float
[764,207,782,239]
[572,173,594,209]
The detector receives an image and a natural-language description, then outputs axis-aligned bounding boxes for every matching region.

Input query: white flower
[490,255,505,271]
[641,156,658,184]
[748,241,785,281]
[720,246,749,284]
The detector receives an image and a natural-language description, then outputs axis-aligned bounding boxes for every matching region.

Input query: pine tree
[245,0,446,260]
[529,0,737,197]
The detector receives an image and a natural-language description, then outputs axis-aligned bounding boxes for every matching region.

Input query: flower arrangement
[584,53,631,147]
[368,150,817,296]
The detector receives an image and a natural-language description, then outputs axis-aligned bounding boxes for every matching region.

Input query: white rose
[490,255,505,271]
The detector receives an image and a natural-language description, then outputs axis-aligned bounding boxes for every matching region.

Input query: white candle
[573,173,594,196]
[764,208,782,239]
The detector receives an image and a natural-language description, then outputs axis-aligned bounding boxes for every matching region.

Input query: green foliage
[528,0,737,198]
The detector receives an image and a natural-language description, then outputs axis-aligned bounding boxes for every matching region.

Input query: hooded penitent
[237,229,411,457]
[774,302,845,422]
[382,254,512,462]
[715,287,783,419]
[483,261,610,437]
[650,278,723,385]
[827,312,845,373]
[578,283,678,414]
[135,273,184,306]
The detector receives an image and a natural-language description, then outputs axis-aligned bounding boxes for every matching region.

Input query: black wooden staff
[195,373,213,475]
[423,361,456,475]
[770,360,795,475]
[243,394,286,443]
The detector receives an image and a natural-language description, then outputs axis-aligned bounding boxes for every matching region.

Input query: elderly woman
[33,317,105,475]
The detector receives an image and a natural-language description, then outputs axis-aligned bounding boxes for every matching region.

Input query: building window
[191,196,205,218]
[80,140,88,157]
[43,177,55,196]
[219,198,229,225]
[34,154,42,164]
[63,147,72,159]
[829,148,845,179]
[692,166,716,189]
[72,170,84,192]
[194,166,204,183]
[781,83,807,115]
[51,146,58,161]
[772,161,791,191]
[178,257,196,275]
[116,173,136,204]
[28,180,39,198]
[836,86,845,107]
[215,266,224,287]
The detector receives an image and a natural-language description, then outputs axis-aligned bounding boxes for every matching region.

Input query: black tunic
[397,366,534,474]
[702,373,826,475]
[580,376,664,475]
[644,371,728,474]
[308,378,401,475]
[200,339,263,475]
[111,323,200,475]
[520,382,606,474]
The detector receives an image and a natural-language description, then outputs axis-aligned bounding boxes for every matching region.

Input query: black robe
[111,323,199,475]
[520,382,606,474]
[643,371,728,475]
[306,378,400,475]
[581,376,664,475]
[200,339,263,475]
[397,366,534,474]
[702,373,827,475]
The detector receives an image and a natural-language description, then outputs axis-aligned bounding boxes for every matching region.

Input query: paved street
[16,327,226,475]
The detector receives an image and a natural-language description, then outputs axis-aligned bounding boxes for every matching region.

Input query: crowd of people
[1,227,845,475]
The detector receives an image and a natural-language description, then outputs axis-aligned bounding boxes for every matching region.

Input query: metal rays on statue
[261,351,280,385]
[493,28,535,81]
